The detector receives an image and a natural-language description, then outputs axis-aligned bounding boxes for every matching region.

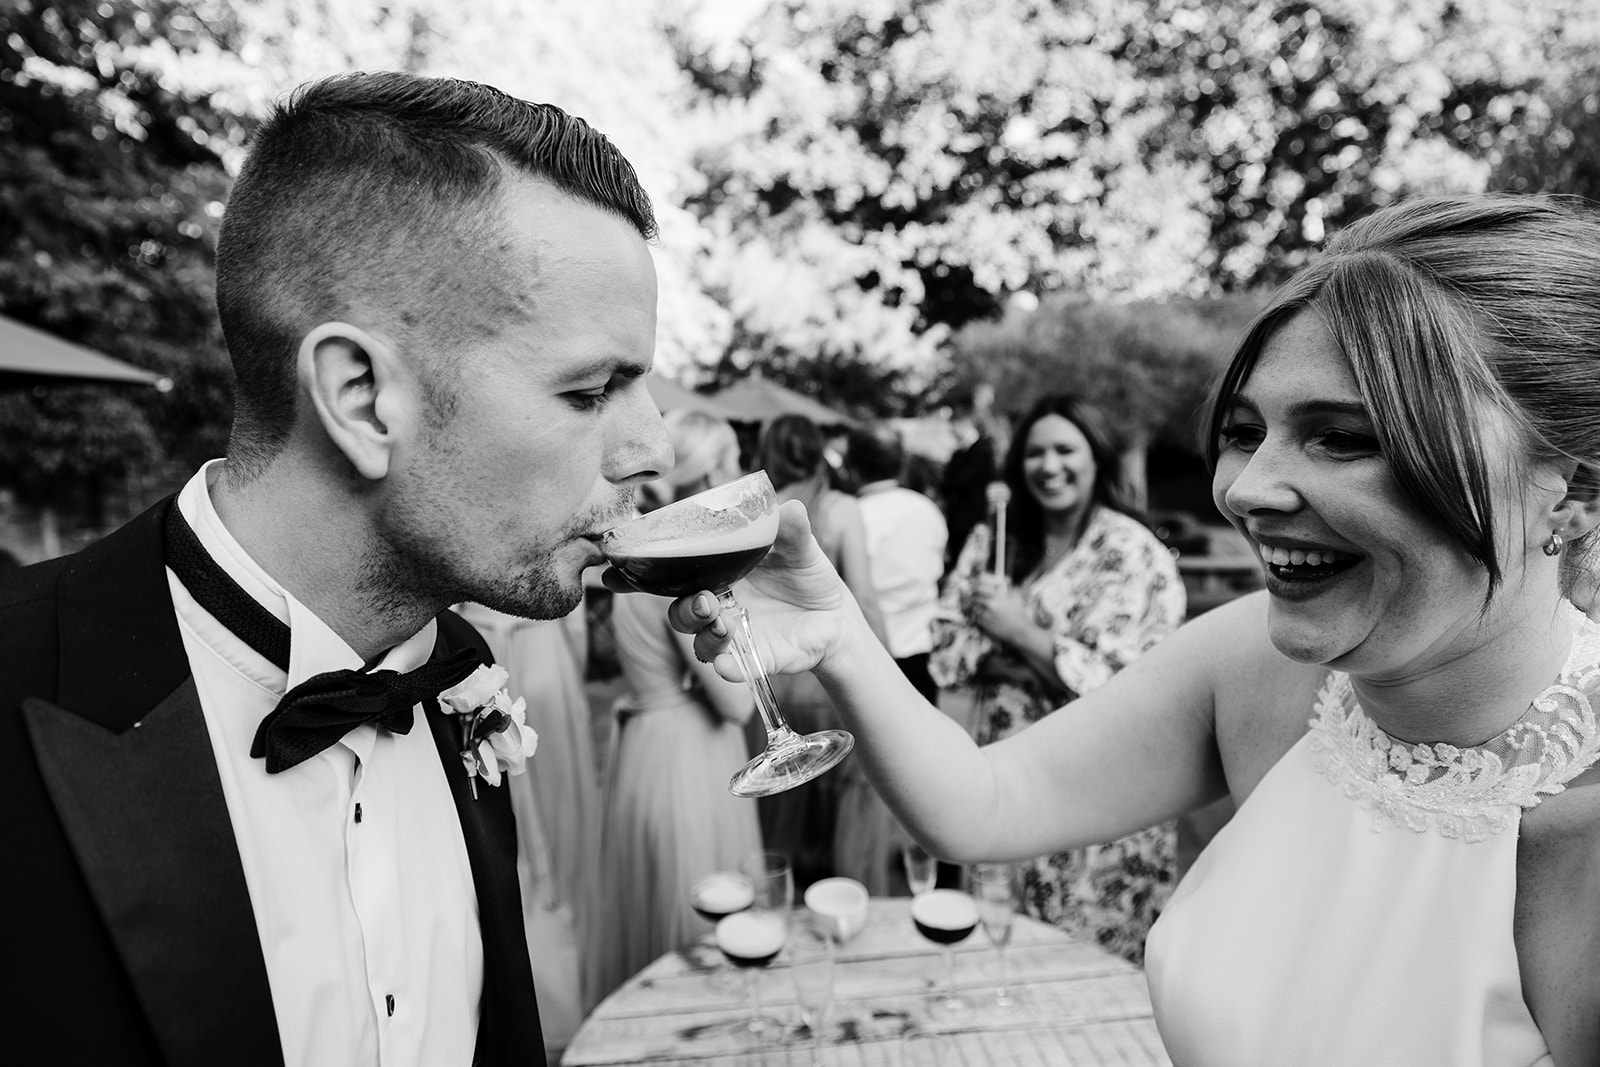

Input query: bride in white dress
[636,195,1600,1065]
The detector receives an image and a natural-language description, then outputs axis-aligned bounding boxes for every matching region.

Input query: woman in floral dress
[931,393,1186,962]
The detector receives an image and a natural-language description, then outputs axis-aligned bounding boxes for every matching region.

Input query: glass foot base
[729,729,854,797]
[928,992,971,1023]
[734,1011,787,1046]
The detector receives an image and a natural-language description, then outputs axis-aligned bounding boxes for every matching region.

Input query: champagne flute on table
[691,871,753,993]
[970,862,1024,1011]
[602,470,854,797]
[910,887,979,1022]
[787,916,836,1065]
[715,849,793,1043]
[903,841,937,897]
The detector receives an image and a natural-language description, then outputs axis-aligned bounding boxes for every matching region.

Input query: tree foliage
[1490,70,1600,203]
[8,0,1600,527]
[0,0,251,505]
[947,293,1263,448]
[672,0,1600,402]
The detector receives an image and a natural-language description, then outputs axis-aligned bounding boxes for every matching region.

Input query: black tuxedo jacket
[0,497,545,1066]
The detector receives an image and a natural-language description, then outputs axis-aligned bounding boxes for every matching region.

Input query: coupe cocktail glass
[602,470,854,797]
[911,888,979,1022]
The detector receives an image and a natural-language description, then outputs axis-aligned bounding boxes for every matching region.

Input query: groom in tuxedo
[1,72,671,1066]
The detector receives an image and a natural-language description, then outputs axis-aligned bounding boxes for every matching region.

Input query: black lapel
[428,611,547,1066]
[24,496,283,1067]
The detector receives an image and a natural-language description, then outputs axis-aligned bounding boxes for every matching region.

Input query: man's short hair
[215,72,657,470]
[847,425,905,485]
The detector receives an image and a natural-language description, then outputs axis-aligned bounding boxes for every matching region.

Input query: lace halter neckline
[1307,609,1600,842]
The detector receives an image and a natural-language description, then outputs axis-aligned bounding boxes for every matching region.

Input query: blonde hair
[637,409,740,511]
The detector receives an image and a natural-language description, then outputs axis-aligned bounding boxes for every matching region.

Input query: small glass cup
[717,849,793,1044]
[690,871,753,993]
[910,888,978,1022]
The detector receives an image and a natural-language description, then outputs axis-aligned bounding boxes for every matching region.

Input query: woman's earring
[1543,531,1565,558]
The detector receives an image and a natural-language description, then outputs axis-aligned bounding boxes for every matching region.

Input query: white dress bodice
[1145,609,1600,1066]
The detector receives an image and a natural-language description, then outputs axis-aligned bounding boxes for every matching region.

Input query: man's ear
[297,322,408,481]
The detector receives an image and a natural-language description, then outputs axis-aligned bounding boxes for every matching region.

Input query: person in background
[587,408,762,1005]
[660,195,1600,1065]
[452,601,595,1055]
[929,393,1186,962]
[849,424,947,700]
[830,423,950,894]
[754,412,888,889]
[1,72,672,1067]
[938,382,1006,577]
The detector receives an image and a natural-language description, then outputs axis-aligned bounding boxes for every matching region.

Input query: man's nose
[606,383,673,485]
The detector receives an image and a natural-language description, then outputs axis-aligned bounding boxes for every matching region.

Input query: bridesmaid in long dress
[451,602,596,1054]
[586,409,762,1006]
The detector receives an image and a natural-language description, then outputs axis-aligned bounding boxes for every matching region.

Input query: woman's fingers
[667,590,722,634]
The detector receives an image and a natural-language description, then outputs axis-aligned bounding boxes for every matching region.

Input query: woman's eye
[1316,429,1380,456]
[1216,423,1263,451]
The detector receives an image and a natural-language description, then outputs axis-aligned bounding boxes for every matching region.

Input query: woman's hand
[966,573,1034,647]
[608,500,865,685]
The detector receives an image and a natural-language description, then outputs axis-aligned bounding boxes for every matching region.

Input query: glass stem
[718,591,791,744]
[944,945,957,1002]
[996,941,1010,999]
[747,967,763,1028]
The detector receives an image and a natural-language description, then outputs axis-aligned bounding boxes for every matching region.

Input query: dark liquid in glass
[608,544,772,598]
[913,918,977,945]
[722,947,782,969]
[693,899,752,925]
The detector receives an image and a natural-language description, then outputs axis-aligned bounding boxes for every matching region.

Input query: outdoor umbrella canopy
[0,315,169,390]
[645,373,735,417]
[710,373,856,427]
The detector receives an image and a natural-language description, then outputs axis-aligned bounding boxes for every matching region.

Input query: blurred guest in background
[849,423,947,699]
[453,602,595,1051]
[932,393,1185,963]
[829,423,950,894]
[755,413,887,889]
[588,409,761,1005]
[938,382,1007,577]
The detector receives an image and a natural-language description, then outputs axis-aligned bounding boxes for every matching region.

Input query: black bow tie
[164,503,484,773]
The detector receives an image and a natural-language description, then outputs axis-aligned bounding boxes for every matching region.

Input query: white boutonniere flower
[438,663,538,799]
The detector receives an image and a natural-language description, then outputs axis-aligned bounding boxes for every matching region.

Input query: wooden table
[563,897,1171,1065]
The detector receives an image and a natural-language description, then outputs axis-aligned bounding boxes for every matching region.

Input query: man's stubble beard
[362,516,582,624]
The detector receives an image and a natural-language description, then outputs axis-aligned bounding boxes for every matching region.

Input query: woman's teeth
[1258,544,1355,568]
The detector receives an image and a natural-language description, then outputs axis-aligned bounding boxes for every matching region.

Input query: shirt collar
[177,460,437,692]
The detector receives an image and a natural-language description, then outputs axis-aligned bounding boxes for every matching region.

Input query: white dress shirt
[856,481,948,658]
[166,462,482,1067]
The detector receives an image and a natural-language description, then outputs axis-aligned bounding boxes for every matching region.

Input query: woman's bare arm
[658,501,1257,862]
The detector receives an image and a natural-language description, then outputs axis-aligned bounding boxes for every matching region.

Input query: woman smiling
[648,195,1600,1065]
[931,394,1185,962]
